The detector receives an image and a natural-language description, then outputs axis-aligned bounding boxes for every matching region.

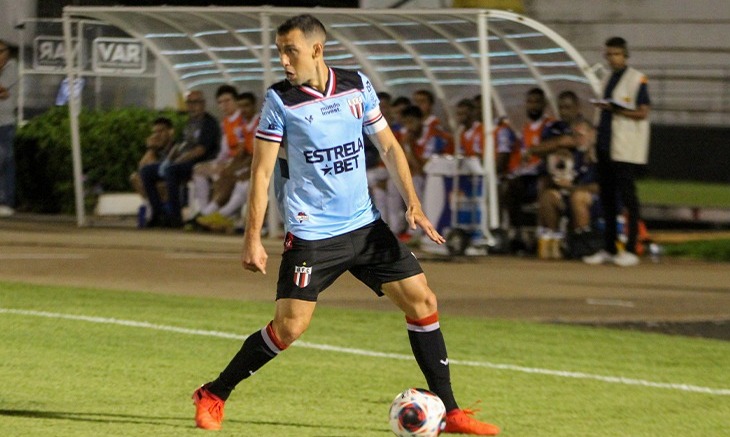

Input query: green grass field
[1,281,729,436]
[637,179,730,208]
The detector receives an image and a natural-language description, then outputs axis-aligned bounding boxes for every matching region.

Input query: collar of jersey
[298,67,336,99]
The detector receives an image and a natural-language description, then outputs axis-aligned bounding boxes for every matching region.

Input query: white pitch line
[1,307,728,396]
[0,254,89,260]
[586,298,636,308]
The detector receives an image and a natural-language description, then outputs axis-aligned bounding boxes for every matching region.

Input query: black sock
[206,321,287,401]
[406,312,458,412]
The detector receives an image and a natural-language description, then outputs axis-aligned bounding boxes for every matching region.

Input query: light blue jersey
[256,68,389,240]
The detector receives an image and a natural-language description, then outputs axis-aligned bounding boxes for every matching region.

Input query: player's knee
[423,290,438,314]
[272,319,309,346]
[408,284,438,316]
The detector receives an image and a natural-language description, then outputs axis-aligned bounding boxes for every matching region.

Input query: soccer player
[192,14,500,435]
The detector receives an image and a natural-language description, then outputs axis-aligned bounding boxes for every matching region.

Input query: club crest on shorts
[294,264,313,288]
[348,96,364,119]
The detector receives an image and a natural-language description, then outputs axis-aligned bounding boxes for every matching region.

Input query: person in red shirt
[412,89,442,131]
[195,92,260,232]
[502,88,554,251]
[191,85,243,216]
[455,98,483,158]
[397,105,453,241]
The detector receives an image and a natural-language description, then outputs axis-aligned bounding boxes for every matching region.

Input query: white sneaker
[613,251,640,267]
[0,205,14,217]
[582,250,612,265]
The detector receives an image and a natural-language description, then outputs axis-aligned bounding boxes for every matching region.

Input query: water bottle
[537,229,551,260]
[615,215,626,251]
[649,242,662,264]
[616,215,626,242]
[550,231,564,259]
[137,205,147,228]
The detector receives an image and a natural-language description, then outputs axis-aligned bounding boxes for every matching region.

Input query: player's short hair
[401,105,424,120]
[413,89,435,105]
[277,14,327,41]
[557,90,579,104]
[605,36,629,57]
[216,84,238,99]
[392,96,411,107]
[153,116,174,130]
[238,91,257,104]
[457,98,475,110]
[527,87,545,99]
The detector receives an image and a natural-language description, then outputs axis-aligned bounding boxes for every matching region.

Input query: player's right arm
[241,137,279,275]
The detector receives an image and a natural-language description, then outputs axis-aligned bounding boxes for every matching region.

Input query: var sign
[92,38,146,73]
[34,36,80,70]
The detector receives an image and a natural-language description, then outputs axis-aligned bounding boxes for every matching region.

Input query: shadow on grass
[0,408,385,434]
[0,408,190,428]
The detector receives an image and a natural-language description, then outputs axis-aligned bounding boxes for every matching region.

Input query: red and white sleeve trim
[363,108,388,135]
[256,130,282,143]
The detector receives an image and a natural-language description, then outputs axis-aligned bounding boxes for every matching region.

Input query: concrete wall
[525,0,730,126]
[366,0,730,126]
[0,0,37,45]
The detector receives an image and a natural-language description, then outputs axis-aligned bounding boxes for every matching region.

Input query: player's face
[150,123,173,146]
[455,105,472,126]
[276,29,319,86]
[525,93,545,120]
[238,98,257,119]
[403,115,422,136]
[412,93,432,115]
[604,46,627,71]
[185,91,206,117]
[217,92,238,117]
[558,97,579,123]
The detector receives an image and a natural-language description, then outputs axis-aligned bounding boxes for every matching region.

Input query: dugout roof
[61,6,600,227]
[62,6,600,129]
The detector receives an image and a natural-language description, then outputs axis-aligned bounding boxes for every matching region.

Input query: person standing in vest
[583,37,650,267]
[0,39,17,217]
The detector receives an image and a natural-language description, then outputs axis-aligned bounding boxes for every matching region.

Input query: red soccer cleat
[192,385,225,431]
[443,408,500,435]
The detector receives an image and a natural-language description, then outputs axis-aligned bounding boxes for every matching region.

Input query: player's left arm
[369,126,445,244]
[359,71,443,243]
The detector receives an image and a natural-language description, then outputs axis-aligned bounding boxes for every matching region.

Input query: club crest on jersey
[294,265,313,288]
[348,96,364,119]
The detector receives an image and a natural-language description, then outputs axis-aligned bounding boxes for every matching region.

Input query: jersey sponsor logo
[303,138,364,176]
[347,96,364,119]
[305,114,314,124]
[294,264,312,288]
[296,211,309,223]
[320,102,341,116]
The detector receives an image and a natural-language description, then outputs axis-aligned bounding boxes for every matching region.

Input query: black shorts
[277,219,423,301]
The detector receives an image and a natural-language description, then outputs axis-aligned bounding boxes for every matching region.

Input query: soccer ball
[389,388,446,436]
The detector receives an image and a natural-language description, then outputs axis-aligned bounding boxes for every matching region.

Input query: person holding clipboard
[583,37,651,267]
